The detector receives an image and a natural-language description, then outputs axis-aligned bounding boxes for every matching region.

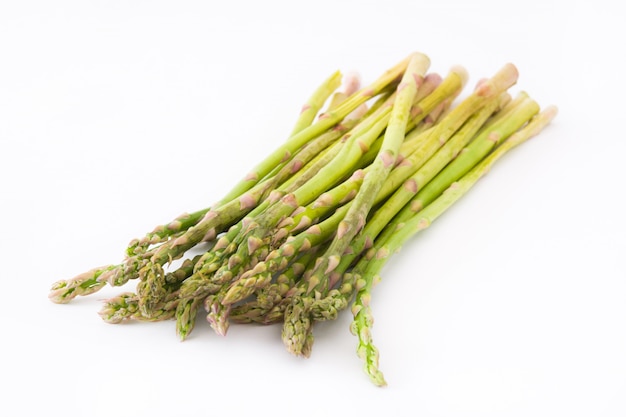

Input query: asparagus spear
[49,265,113,304]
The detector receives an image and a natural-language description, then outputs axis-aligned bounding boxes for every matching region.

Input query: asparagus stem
[48,265,114,304]
[126,209,211,256]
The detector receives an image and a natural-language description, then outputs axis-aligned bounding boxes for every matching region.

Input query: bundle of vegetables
[49,52,557,386]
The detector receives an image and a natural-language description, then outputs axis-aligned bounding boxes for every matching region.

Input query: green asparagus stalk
[351,105,557,386]
[126,210,211,256]
[49,265,114,304]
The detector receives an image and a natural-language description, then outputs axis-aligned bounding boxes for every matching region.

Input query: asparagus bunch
[48,52,557,386]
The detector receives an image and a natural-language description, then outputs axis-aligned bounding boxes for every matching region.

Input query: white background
[1,1,624,416]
